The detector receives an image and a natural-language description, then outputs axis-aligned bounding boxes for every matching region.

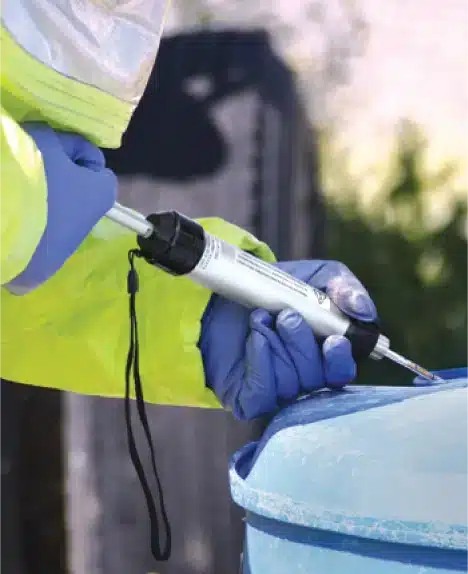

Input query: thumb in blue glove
[199,260,378,420]
[7,123,117,294]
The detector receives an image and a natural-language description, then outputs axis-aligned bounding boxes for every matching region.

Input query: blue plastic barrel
[230,368,468,573]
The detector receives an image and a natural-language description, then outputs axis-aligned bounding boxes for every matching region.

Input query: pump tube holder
[105,202,387,363]
[105,202,443,383]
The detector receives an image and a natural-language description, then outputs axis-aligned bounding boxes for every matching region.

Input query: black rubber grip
[345,320,380,361]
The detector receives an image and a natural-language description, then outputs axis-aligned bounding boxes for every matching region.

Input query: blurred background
[2,1,466,573]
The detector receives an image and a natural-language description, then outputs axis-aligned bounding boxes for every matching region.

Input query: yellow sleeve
[0,107,47,284]
[1,218,275,408]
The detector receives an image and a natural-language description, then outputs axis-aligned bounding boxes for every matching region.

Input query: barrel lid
[230,369,468,550]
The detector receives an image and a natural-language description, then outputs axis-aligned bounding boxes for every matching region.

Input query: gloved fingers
[22,122,107,171]
[308,261,378,323]
[249,309,300,403]
[57,132,107,171]
[77,166,118,213]
[22,123,62,157]
[274,259,377,323]
[275,309,324,393]
[275,260,327,283]
[200,296,251,392]
[322,335,356,389]
[236,310,278,419]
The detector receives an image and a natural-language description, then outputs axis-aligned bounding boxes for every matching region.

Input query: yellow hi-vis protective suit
[0,2,274,407]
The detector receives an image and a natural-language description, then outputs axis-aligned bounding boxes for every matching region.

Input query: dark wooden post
[1,381,25,574]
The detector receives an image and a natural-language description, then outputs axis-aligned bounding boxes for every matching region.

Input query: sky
[335,0,467,184]
[165,0,467,193]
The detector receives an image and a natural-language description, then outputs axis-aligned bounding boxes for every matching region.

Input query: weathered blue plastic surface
[230,368,468,573]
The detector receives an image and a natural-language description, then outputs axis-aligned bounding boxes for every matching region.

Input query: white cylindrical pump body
[189,233,351,340]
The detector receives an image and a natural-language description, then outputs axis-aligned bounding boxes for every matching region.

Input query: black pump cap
[137,212,205,275]
[345,320,380,361]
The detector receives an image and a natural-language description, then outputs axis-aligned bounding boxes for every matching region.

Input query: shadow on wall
[106,30,293,183]
[321,120,467,386]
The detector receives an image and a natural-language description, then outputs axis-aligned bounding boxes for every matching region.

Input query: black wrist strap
[125,249,172,561]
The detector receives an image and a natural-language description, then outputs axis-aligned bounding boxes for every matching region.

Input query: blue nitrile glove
[199,260,378,420]
[7,123,117,293]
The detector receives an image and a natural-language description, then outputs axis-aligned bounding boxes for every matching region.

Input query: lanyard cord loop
[125,249,172,561]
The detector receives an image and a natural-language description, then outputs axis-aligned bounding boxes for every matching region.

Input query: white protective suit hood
[1,0,170,105]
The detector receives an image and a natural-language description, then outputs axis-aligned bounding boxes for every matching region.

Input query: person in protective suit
[0,2,378,421]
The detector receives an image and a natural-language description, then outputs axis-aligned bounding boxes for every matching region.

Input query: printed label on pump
[198,234,223,270]
[198,234,243,270]
[236,251,310,297]
[199,234,330,307]
[234,251,332,307]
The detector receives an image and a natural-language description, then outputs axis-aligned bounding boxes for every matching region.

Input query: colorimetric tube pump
[107,203,441,382]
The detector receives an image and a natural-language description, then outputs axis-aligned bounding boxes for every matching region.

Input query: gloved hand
[7,123,117,293]
[199,260,378,420]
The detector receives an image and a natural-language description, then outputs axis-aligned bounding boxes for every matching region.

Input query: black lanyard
[125,249,171,561]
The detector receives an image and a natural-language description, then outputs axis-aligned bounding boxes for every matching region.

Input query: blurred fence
[63,30,326,574]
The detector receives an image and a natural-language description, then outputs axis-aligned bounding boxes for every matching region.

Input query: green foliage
[322,122,467,385]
